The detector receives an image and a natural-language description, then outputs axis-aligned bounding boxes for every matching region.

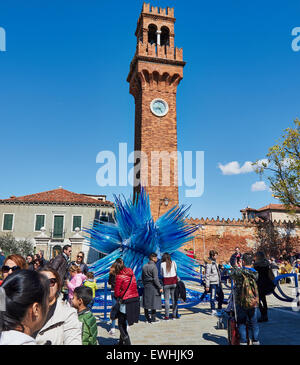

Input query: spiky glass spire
[85,188,199,281]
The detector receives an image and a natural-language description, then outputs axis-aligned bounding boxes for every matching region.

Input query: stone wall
[185,217,300,264]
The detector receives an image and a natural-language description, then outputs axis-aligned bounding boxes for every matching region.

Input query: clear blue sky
[0,0,299,219]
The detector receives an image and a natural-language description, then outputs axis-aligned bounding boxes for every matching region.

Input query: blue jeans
[209,284,224,310]
[236,306,259,344]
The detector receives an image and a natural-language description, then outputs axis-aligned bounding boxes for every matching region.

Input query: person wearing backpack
[230,252,260,345]
[254,251,276,322]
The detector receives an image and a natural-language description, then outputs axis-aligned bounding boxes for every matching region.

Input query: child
[66,264,87,304]
[72,286,98,345]
[84,271,97,309]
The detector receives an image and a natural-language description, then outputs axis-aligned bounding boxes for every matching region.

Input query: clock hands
[151,99,168,116]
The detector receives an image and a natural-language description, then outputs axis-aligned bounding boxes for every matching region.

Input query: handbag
[175,261,180,283]
[110,275,133,320]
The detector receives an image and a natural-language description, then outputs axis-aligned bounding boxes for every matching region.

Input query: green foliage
[254,119,300,211]
[0,233,34,257]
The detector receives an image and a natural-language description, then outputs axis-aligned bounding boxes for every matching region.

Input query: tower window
[161,26,170,46]
[148,24,157,45]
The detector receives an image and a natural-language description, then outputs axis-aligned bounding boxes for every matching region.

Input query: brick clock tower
[127,3,185,221]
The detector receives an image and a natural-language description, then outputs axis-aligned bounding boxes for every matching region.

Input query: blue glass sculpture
[84,187,200,282]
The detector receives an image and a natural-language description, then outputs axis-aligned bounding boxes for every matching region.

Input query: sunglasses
[48,278,58,287]
[77,256,83,259]
[2,265,20,273]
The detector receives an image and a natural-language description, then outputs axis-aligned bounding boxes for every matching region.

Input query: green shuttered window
[72,216,82,231]
[53,215,64,238]
[3,214,14,231]
[35,215,45,231]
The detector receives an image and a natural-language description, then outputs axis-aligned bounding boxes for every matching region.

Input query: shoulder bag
[110,275,133,320]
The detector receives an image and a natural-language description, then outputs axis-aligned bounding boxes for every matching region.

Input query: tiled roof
[257,204,300,212]
[0,188,114,207]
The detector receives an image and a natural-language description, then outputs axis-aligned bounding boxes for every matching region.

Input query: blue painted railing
[92,280,111,321]
[91,272,230,320]
[272,273,299,304]
[91,270,300,321]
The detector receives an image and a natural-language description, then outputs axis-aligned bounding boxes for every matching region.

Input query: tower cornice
[127,55,186,83]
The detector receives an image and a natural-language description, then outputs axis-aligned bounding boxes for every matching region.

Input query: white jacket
[35,294,82,345]
[160,261,177,278]
[0,330,36,345]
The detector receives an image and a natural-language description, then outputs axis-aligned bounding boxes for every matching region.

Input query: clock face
[150,98,169,117]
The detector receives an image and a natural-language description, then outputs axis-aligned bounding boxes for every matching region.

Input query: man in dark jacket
[230,247,242,267]
[49,244,72,284]
[142,253,163,323]
[38,250,48,267]
[254,251,275,322]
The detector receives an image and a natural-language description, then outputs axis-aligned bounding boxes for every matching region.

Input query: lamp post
[163,197,169,207]
[158,196,170,217]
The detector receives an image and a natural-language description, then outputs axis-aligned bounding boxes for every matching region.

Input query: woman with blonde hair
[66,263,86,304]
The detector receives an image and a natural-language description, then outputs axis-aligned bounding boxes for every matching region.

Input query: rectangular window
[53,215,64,238]
[72,216,82,231]
[35,215,45,231]
[3,214,14,231]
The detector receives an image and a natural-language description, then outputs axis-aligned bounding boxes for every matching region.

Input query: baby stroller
[215,309,229,330]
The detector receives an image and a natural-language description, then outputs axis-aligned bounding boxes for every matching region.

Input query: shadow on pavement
[258,305,300,345]
[179,306,213,317]
[97,336,118,345]
[202,333,228,345]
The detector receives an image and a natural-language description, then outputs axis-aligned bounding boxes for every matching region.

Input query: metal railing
[272,273,299,304]
[91,274,228,321]
[49,229,66,240]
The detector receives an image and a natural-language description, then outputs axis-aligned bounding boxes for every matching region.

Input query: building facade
[241,204,300,222]
[0,187,115,262]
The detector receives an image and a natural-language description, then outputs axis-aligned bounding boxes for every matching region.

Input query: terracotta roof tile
[0,188,114,207]
[257,204,300,212]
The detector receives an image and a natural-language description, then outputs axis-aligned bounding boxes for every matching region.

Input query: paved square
[94,283,300,345]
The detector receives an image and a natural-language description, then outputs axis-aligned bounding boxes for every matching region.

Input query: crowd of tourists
[0,246,185,346]
[0,245,98,345]
[203,246,300,345]
[106,252,185,345]
[0,244,299,346]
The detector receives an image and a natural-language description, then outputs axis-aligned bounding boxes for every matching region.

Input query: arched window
[148,24,157,45]
[161,26,170,46]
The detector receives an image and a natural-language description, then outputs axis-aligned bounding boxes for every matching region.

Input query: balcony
[49,229,66,241]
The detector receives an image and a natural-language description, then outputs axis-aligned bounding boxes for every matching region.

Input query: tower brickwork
[127,3,185,220]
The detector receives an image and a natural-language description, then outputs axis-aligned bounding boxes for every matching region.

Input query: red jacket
[114,268,139,300]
